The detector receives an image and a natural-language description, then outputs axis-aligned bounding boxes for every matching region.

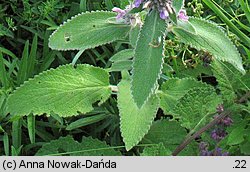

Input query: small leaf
[159,78,210,113]
[173,17,245,74]
[172,87,222,129]
[109,49,134,62]
[109,49,134,72]
[36,136,121,156]
[227,121,247,146]
[109,60,132,72]
[118,78,159,151]
[6,64,111,117]
[49,11,130,51]
[131,9,167,108]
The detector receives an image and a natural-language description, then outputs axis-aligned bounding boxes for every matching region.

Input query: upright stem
[172,111,230,156]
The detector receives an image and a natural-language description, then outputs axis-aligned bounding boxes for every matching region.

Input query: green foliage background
[0,0,249,156]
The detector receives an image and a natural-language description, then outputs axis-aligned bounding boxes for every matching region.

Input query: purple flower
[112,7,126,20]
[214,114,233,127]
[221,116,233,126]
[199,142,211,156]
[216,104,224,113]
[160,8,169,19]
[199,142,208,151]
[211,128,227,141]
[134,0,144,8]
[199,142,229,156]
[200,150,212,156]
[178,9,189,22]
[213,148,229,156]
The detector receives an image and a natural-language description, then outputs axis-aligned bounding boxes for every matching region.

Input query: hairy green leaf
[109,49,134,72]
[173,17,245,74]
[159,78,210,113]
[6,64,111,117]
[131,9,167,108]
[49,11,130,51]
[36,136,121,155]
[129,25,140,48]
[118,79,159,151]
[109,60,132,72]
[172,87,222,129]
[227,121,247,146]
[109,49,134,62]
[240,141,250,155]
[141,143,171,156]
[142,120,198,155]
[142,120,186,147]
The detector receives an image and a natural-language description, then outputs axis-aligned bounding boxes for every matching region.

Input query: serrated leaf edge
[49,10,130,51]
[118,80,159,151]
[6,64,111,117]
[173,17,245,74]
[130,13,167,108]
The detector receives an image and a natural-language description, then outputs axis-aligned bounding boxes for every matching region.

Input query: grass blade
[27,114,36,144]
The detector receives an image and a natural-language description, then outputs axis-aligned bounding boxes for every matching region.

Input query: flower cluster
[133,0,189,21]
[211,104,233,141]
[199,104,233,156]
[112,0,189,25]
[112,4,142,26]
[199,142,229,156]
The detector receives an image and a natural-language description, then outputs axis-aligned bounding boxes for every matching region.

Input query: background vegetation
[0,0,249,156]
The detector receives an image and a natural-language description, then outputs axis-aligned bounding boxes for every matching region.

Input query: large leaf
[173,17,245,74]
[159,78,210,113]
[36,136,121,156]
[49,11,130,51]
[172,87,222,129]
[131,9,167,108]
[6,64,111,117]
[118,78,159,151]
